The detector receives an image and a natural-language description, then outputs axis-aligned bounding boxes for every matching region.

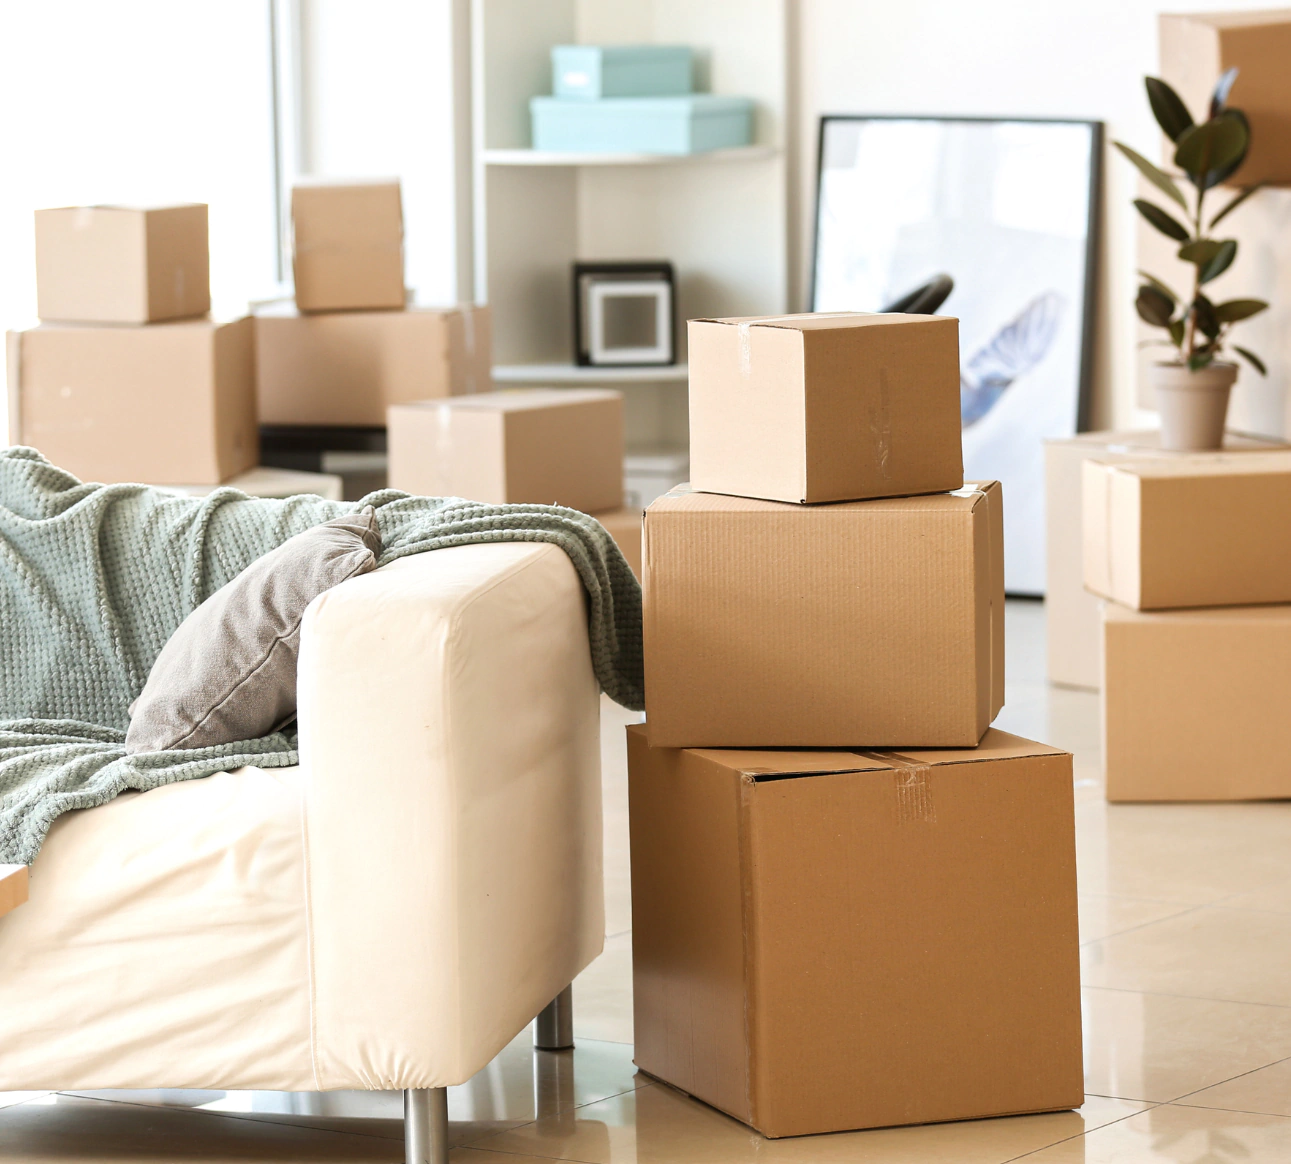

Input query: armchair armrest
[297,542,603,1090]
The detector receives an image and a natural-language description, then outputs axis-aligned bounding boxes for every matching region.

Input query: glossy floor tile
[7,600,1291,1162]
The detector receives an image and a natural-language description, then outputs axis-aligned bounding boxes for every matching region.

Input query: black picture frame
[571,260,677,367]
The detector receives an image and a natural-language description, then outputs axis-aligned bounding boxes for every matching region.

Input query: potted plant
[1115,70,1268,450]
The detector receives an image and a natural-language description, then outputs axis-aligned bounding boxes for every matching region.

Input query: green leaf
[1214,298,1268,323]
[1114,141,1189,208]
[1137,270,1180,302]
[1211,67,1238,116]
[1199,239,1237,283]
[1136,285,1176,327]
[1169,318,1185,347]
[1178,239,1223,265]
[1205,110,1252,188]
[1146,76,1195,142]
[1210,184,1261,228]
[1134,199,1190,241]
[1234,345,1268,375]
[1174,115,1249,185]
[1188,351,1217,371]
[1192,295,1220,339]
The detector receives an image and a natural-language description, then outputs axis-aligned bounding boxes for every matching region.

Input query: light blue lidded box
[552,44,693,100]
[530,95,754,155]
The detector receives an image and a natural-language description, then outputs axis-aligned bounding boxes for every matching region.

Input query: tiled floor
[6,599,1291,1161]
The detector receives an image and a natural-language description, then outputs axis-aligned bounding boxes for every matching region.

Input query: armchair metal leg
[404,1087,449,1164]
[534,983,574,1050]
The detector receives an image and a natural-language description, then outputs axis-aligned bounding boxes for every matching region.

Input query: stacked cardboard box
[7,205,258,486]
[1084,450,1291,801]
[631,312,1084,1138]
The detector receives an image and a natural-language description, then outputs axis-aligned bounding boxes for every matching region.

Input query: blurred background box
[159,465,344,502]
[7,317,256,486]
[254,302,490,426]
[1045,430,1285,690]
[387,387,623,512]
[623,448,689,509]
[529,94,753,154]
[35,204,210,324]
[552,44,693,100]
[291,179,405,312]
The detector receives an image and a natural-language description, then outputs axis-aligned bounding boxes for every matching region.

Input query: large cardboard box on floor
[291,179,405,312]
[387,388,623,512]
[34,204,210,324]
[7,318,256,486]
[1103,602,1291,801]
[1159,11,1291,187]
[1045,430,1284,689]
[254,302,490,426]
[628,725,1083,1138]
[687,313,963,504]
[1083,449,1291,611]
[643,482,1004,748]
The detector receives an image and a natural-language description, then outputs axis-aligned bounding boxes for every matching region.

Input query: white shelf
[483,144,779,167]
[492,362,688,384]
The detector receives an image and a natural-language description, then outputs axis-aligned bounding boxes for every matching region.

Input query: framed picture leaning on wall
[811,115,1102,595]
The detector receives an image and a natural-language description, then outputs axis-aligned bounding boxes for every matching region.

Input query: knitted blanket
[0,448,644,865]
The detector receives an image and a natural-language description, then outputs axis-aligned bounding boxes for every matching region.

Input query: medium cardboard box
[643,482,1004,748]
[687,313,963,504]
[34,204,210,324]
[1159,11,1291,187]
[0,865,28,920]
[1103,602,1291,801]
[1083,449,1291,611]
[1045,430,1284,689]
[593,506,642,579]
[387,388,623,512]
[291,179,405,312]
[254,302,490,426]
[628,725,1083,1138]
[7,318,256,486]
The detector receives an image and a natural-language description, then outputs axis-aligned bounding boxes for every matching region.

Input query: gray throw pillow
[125,508,382,754]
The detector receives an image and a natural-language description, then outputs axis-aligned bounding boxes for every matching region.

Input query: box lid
[393,387,620,414]
[552,44,692,61]
[1046,429,1286,453]
[648,481,990,517]
[1096,448,1291,480]
[691,311,944,333]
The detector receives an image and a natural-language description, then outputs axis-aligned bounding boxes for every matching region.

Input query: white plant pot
[1152,361,1237,452]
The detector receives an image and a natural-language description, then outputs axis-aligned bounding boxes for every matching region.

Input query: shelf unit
[471,0,788,459]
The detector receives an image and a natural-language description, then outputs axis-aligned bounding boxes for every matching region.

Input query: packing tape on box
[735,313,867,378]
[858,751,936,824]
[461,308,478,395]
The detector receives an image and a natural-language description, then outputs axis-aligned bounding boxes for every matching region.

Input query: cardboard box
[594,506,643,579]
[1103,602,1291,801]
[530,95,753,154]
[387,388,623,511]
[1083,449,1291,610]
[628,724,1083,1137]
[254,302,490,426]
[624,449,689,510]
[0,865,28,920]
[643,482,1004,748]
[688,313,963,504]
[160,465,344,502]
[1159,11,1291,187]
[7,318,256,486]
[34,204,210,324]
[1045,430,1284,689]
[291,179,405,312]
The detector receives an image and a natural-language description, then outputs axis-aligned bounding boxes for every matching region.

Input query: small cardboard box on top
[1045,430,1284,689]
[628,725,1083,1138]
[291,179,405,313]
[34,204,210,324]
[7,318,256,486]
[1083,450,1291,610]
[643,482,1004,748]
[687,313,963,505]
[1103,602,1291,802]
[387,388,623,513]
[254,302,490,427]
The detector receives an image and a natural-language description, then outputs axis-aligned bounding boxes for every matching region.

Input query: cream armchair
[0,541,606,1164]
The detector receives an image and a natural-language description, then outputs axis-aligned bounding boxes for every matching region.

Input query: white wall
[795,0,1291,434]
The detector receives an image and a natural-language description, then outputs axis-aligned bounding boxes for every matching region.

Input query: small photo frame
[573,261,676,367]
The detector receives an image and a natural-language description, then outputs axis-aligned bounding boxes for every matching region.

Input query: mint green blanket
[0,448,644,865]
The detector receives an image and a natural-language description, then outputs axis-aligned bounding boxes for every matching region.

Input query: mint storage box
[530,95,754,155]
[552,45,693,99]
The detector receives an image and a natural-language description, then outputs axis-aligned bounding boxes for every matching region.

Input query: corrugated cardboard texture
[34,204,210,324]
[628,725,1083,1138]
[387,388,623,512]
[0,865,28,920]
[1103,602,1291,801]
[593,506,643,579]
[642,483,1004,747]
[1083,450,1291,610]
[254,303,490,426]
[11,318,257,486]
[1159,11,1291,187]
[1045,431,1285,689]
[687,313,963,504]
[291,180,405,312]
